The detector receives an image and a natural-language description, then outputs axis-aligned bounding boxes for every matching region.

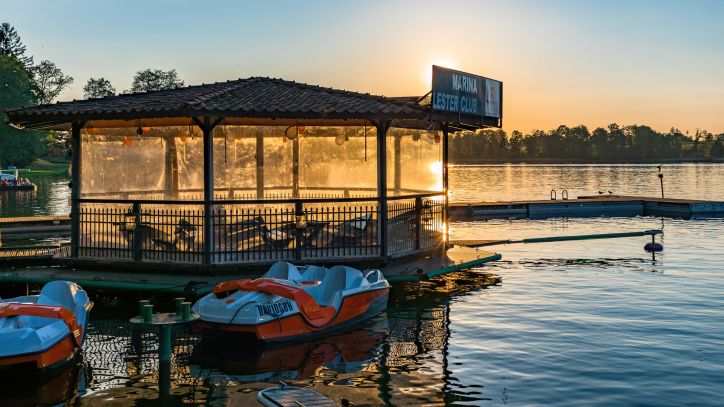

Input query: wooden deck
[449,195,724,220]
[0,215,70,236]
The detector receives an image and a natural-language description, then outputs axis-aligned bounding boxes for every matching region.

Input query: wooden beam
[375,120,390,256]
[70,121,85,258]
[256,131,264,199]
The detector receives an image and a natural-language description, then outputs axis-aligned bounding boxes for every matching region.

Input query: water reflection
[8,271,500,405]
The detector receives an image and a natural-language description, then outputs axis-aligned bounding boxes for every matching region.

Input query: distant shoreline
[450,158,724,165]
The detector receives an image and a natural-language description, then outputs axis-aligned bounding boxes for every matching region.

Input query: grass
[27,158,69,176]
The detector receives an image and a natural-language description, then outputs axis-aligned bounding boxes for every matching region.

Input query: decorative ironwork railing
[77,193,444,265]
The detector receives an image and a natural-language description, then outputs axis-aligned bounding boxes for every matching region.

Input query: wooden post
[164,135,179,199]
[194,116,221,265]
[376,121,390,257]
[393,134,401,193]
[292,137,300,198]
[442,124,450,249]
[256,131,264,199]
[70,122,83,258]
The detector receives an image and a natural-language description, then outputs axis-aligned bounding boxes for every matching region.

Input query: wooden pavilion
[6,73,501,275]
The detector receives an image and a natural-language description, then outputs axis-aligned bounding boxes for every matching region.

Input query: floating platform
[449,195,724,220]
[0,216,70,236]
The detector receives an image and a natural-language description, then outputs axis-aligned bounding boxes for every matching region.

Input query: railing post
[294,201,303,261]
[70,122,84,258]
[375,121,390,257]
[132,202,142,261]
[415,196,422,250]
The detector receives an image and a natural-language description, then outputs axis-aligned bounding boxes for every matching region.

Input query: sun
[422,59,457,88]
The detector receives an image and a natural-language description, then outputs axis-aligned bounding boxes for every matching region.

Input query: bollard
[138,299,150,317]
[142,304,154,323]
[174,297,185,315]
[180,302,191,321]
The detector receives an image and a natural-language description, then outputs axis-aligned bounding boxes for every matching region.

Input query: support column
[442,124,450,249]
[393,135,401,193]
[256,132,264,199]
[376,121,390,257]
[292,137,300,198]
[194,116,221,265]
[70,122,83,258]
[164,135,179,199]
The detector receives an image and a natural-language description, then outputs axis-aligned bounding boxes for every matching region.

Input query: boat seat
[36,281,89,328]
[263,261,303,281]
[311,266,366,310]
[301,265,327,281]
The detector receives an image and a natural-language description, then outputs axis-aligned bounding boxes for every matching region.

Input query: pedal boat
[0,281,92,370]
[193,262,390,342]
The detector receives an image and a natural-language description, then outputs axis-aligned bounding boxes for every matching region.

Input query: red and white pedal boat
[193,262,390,342]
[0,281,92,370]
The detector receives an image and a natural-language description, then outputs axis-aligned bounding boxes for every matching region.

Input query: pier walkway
[449,195,724,220]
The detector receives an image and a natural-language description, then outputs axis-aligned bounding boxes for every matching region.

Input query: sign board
[431,65,502,126]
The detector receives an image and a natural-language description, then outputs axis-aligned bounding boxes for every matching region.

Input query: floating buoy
[644,242,664,252]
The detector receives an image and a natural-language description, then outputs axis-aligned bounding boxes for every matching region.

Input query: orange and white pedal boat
[193,262,390,342]
[0,281,92,370]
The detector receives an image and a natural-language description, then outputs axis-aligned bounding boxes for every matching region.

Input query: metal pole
[70,122,83,258]
[158,324,172,363]
[442,124,450,250]
[376,121,390,257]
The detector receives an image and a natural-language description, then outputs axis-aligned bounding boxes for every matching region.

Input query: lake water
[1,164,723,405]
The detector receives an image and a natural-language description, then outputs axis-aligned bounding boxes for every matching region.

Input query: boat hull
[196,287,389,343]
[0,334,78,370]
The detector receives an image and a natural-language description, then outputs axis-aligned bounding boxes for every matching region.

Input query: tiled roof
[6,77,429,129]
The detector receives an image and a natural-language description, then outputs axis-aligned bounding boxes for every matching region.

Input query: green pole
[158,325,172,363]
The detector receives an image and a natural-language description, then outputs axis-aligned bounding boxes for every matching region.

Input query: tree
[83,77,116,99]
[0,22,33,69]
[0,54,43,167]
[31,60,73,104]
[128,68,184,93]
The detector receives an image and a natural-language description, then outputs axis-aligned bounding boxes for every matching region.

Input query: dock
[449,195,724,220]
[0,215,70,236]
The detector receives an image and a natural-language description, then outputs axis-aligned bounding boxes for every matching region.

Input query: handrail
[78,192,444,206]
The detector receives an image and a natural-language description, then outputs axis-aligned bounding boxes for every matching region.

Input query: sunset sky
[4,0,724,133]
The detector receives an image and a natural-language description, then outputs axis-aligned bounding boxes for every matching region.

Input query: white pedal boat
[193,262,390,342]
[0,281,92,370]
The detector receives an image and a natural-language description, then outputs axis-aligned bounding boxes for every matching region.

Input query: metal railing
[77,193,444,265]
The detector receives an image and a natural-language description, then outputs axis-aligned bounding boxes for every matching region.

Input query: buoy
[644,242,663,252]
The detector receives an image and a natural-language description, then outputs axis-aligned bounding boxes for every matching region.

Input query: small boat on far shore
[193,262,390,343]
[0,281,92,370]
[0,168,36,191]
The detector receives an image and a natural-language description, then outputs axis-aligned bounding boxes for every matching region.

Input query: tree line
[1,22,185,167]
[450,124,724,163]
